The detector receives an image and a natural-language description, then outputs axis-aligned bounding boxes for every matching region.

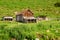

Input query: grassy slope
[0,0,60,18]
[0,0,60,40]
[0,21,60,40]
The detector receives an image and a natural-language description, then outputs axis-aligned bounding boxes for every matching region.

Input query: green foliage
[0,21,60,40]
[0,0,60,40]
[0,0,60,18]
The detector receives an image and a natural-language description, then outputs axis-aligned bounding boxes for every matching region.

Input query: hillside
[0,0,60,40]
[0,0,60,18]
[0,21,60,40]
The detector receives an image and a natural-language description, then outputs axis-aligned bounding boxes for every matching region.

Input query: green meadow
[0,0,60,18]
[0,0,60,40]
[0,21,60,40]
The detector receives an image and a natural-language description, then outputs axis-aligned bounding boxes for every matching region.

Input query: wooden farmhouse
[16,9,36,23]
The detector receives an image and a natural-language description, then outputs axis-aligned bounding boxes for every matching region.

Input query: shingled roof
[16,9,34,17]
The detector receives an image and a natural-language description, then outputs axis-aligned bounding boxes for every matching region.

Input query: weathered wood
[16,9,36,23]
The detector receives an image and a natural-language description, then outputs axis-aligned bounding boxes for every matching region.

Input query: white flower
[46,30,50,32]
[35,38,39,40]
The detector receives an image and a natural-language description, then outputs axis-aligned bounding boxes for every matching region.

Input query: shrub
[54,2,60,7]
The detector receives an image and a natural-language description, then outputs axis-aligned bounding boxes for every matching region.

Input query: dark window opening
[4,18,13,21]
[28,19,31,23]
[31,19,34,22]
[27,19,36,23]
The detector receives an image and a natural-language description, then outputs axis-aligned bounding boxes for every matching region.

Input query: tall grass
[0,21,60,40]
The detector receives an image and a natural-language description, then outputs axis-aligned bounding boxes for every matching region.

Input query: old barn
[16,9,36,23]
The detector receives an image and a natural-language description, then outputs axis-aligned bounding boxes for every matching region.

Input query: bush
[54,2,60,7]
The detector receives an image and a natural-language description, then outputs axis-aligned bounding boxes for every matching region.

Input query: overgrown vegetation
[0,21,60,40]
